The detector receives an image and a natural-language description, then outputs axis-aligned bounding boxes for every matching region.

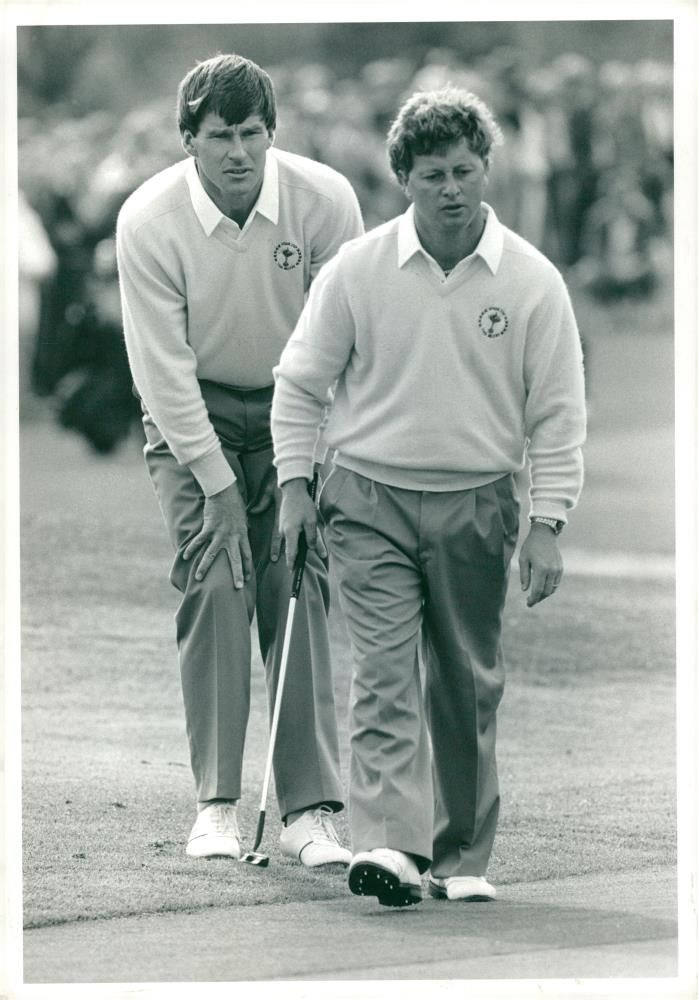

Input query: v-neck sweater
[116,149,363,495]
[272,206,586,521]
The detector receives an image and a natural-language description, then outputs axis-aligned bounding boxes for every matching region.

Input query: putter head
[240,850,269,867]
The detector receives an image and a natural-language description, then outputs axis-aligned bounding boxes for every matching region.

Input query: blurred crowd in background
[18,45,673,454]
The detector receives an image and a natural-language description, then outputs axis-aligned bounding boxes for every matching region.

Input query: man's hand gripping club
[279,476,327,568]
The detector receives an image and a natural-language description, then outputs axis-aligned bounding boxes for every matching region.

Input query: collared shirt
[272,202,586,518]
[397,202,503,281]
[117,147,363,496]
[184,151,279,237]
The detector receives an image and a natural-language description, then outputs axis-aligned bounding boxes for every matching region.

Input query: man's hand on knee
[183,482,253,588]
[280,477,326,568]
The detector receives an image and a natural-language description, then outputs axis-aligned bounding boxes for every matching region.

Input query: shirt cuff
[188,447,236,497]
[276,459,315,488]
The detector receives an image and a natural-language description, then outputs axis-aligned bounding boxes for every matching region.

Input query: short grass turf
[19,437,675,926]
[19,285,677,927]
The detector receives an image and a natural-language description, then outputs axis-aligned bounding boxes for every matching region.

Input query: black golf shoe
[348,848,422,907]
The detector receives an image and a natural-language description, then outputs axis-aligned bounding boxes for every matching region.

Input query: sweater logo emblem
[478,307,508,338]
[274,241,303,270]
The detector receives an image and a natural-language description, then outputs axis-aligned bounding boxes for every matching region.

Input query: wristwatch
[530,516,564,535]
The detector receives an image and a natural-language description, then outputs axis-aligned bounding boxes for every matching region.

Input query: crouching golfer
[116,54,363,864]
[271,88,586,905]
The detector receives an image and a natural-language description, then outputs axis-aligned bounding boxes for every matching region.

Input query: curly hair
[177,53,276,136]
[387,87,503,179]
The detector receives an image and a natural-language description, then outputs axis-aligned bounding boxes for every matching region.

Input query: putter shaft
[243,475,318,865]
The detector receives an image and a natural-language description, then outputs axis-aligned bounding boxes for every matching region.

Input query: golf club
[241,474,318,867]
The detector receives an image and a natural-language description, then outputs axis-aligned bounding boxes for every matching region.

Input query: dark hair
[177,54,276,136]
[387,87,503,179]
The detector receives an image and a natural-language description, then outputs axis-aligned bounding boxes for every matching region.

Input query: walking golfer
[271,88,586,905]
[116,54,363,864]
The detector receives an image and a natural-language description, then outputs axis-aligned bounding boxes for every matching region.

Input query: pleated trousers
[143,381,344,816]
[319,466,519,873]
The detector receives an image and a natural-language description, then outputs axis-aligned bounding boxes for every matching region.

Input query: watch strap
[530,516,564,535]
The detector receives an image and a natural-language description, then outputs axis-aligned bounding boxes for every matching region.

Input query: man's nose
[442,174,461,197]
[226,135,246,158]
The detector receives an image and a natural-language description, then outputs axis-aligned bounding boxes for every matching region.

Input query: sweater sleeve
[116,211,234,496]
[271,255,356,485]
[308,174,364,281]
[524,266,587,522]
[304,174,363,463]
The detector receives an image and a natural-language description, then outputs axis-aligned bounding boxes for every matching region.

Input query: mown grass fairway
[19,287,676,932]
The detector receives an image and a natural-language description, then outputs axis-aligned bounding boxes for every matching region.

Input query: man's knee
[171,547,239,601]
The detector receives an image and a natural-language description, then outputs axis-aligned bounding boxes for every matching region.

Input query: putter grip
[290,473,319,599]
[252,809,266,853]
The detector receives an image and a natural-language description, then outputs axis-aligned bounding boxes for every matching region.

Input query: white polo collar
[185,147,280,236]
[397,202,503,275]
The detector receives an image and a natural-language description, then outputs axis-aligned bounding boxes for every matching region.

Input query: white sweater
[116,149,363,495]
[272,205,586,522]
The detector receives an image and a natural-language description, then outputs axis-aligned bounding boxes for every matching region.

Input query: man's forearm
[527,443,584,523]
[271,373,329,486]
[117,227,233,496]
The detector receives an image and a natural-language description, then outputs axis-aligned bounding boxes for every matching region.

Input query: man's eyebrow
[207,123,263,134]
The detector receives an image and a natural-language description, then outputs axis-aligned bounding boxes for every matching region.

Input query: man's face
[182,111,273,214]
[400,139,488,237]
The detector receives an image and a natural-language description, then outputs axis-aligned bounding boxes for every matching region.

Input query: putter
[241,475,318,867]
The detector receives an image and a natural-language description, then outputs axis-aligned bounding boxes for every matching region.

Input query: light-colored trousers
[319,467,519,875]
[143,382,344,816]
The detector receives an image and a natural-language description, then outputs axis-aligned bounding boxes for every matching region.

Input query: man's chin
[438,215,470,232]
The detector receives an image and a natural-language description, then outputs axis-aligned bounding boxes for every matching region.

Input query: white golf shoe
[348,848,423,907]
[279,805,352,867]
[186,802,241,859]
[428,874,497,901]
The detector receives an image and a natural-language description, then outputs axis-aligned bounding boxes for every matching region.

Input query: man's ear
[267,129,275,146]
[397,170,410,194]
[181,129,197,158]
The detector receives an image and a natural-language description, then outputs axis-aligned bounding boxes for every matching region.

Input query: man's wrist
[209,481,239,499]
[281,476,310,494]
[190,447,236,497]
[530,516,564,535]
